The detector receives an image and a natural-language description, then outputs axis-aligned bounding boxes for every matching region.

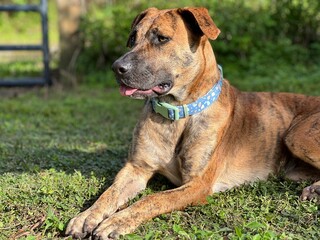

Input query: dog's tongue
[120,85,138,96]
[120,84,164,96]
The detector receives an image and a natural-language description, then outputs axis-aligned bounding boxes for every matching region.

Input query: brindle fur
[66,7,320,239]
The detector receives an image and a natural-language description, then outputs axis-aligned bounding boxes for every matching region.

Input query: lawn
[0,64,319,239]
[0,87,141,239]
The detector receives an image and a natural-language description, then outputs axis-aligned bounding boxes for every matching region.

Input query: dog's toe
[92,211,138,240]
[65,208,106,239]
[83,214,104,234]
[300,184,320,201]
[92,228,119,240]
[65,215,88,239]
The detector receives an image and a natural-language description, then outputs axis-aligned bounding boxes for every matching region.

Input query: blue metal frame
[0,0,51,86]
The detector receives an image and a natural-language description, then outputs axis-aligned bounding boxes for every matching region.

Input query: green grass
[0,0,59,46]
[134,178,319,240]
[0,87,142,239]
[0,65,319,239]
[226,63,320,95]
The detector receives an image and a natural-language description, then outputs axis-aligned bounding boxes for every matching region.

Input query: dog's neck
[186,41,221,100]
[151,65,223,121]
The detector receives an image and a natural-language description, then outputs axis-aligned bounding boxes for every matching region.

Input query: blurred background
[0,0,319,90]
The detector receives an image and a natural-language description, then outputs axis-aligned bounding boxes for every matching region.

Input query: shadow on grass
[0,146,126,181]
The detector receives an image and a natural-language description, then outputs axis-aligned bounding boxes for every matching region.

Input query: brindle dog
[66,7,320,239]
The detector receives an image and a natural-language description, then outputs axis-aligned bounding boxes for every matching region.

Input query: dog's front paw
[92,211,139,240]
[65,207,106,239]
[300,183,320,201]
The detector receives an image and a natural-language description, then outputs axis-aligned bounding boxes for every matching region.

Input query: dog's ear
[178,7,220,40]
[127,8,158,47]
[130,7,158,30]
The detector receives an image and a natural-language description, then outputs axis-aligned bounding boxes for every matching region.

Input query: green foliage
[75,0,320,85]
[212,0,320,65]
[0,60,42,77]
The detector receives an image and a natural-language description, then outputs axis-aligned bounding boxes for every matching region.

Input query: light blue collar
[151,65,223,120]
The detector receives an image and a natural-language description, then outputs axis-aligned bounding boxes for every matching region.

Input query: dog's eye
[129,35,135,48]
[127,31,137,48]
[157,35,170,44]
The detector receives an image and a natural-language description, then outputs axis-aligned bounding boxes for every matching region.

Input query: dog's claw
[107,231,119,239]
[92,228,118,240]
[65,229,87,240]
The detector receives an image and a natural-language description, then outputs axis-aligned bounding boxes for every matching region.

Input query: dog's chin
[119,82,172,99]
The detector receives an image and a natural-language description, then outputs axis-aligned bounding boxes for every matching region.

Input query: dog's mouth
[119,82,172,97]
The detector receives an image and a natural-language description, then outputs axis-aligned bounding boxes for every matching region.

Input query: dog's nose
[112,60,132,75]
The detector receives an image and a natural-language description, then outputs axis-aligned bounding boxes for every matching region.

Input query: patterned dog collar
[151,65,223,120]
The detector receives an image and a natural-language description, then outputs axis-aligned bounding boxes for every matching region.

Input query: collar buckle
[152,98,180,120]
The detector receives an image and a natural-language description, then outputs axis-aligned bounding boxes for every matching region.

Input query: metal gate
[0,0,51,86]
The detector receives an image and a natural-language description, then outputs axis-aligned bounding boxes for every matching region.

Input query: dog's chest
[132,113,222,185]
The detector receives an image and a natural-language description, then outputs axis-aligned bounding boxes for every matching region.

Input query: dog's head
[112,7,220,100]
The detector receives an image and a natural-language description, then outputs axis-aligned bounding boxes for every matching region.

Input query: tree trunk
[56,0,87,85]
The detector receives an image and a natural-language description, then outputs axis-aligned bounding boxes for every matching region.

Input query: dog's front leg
[65,162,153,239]
[92,179,210,239]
